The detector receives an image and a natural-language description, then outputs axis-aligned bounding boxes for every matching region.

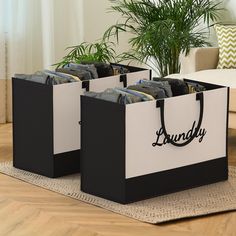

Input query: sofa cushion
[215,24,236,69]
[167,69,236,112]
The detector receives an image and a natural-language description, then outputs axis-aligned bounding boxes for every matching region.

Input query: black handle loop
[82,81,90,91]
[120,74,127,88]
[156,92,204,147]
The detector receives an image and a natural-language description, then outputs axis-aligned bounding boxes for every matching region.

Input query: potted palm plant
[103,0,223,76]
[54,40,117,68]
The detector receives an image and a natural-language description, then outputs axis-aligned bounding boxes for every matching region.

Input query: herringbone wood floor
[0,123,236,236]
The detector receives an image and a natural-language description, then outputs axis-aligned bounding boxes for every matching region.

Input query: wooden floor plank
[0,123,236,236]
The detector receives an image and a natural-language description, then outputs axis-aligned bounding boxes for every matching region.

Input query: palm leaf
[104,0,223,76]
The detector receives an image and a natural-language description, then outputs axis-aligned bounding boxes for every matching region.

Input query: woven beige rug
[0,161,236,224]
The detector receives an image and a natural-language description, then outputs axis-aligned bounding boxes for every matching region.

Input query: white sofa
[169,47,236,129]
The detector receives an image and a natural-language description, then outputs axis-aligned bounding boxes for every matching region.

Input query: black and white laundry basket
[80,79,229,203]
[12,64,151,178]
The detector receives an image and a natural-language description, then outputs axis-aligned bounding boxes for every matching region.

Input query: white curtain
[0,0,84,123]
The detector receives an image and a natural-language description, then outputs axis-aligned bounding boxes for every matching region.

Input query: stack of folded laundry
[15,70,79,85]
[15,63,130,85]
[85,78,206,104]
[153,77,206,96]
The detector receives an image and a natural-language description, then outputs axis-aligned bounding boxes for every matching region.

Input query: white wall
[83,0,131,55]
[52,0,84,64]
[223,0,236,21]
[42,0,84,68]
[210,0,236,45]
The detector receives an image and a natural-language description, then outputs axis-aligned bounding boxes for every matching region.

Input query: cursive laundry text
[152,121,207,147]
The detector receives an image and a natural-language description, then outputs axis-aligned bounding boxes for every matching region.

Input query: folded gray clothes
[138,79,173,97]
[56,67,92,81]
[85,88,143,105]
[67,63,98,79]
[42,70,78,83]
[92,62,114,78]
[112,88,143,103]
[80,62,114,78]
[85,90,121,103]
[186,81,206,93]
[116,88,153,101]
[15,70,78,85]
[127,84,167,99]
[14,73,49,84]
[112,65,130,74]
[154,77,189,96]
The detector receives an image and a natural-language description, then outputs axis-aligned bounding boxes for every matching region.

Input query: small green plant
[54,41,117,68]
[103,0,223,76]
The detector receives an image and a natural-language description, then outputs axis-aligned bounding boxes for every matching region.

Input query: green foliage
[103,0,223,76]
[54,41,117,68]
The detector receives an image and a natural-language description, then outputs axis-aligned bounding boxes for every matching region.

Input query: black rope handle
[82,81,90,91]
[156,92,204,147]
[120,74,127,88]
